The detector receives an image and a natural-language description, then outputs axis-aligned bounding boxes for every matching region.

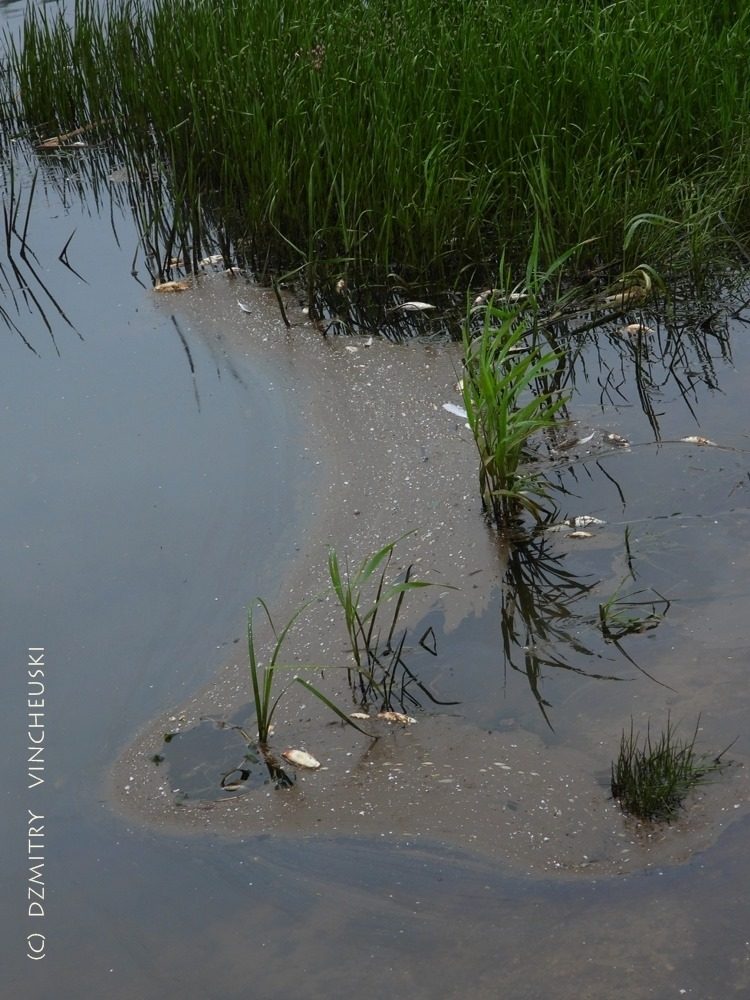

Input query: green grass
[611,716,733,822]
[327,535,454,711]
[461,303,568,527]
[2,0,750,294]
[245,596,372,748]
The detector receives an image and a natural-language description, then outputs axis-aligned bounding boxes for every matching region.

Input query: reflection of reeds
[328,536,457,712]
[3,0,750,293]
[611,716,733,822]
[499,535,620,728]
[0,161,80,350]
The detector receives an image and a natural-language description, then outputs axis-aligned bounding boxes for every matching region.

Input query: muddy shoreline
[110,274,749,878]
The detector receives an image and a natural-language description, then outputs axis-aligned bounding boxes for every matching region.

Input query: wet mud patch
[115,689,749,878]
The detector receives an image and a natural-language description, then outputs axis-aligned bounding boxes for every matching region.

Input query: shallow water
[3,12,750,996]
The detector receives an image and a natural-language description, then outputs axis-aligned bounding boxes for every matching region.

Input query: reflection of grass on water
[499,533,673,727]
[499,535,622,728]
[328,535,458,713]
[3,0,750,294]
[611,716,733,822]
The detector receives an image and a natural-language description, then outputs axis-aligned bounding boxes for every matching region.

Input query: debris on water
[442,402,468,419]
[107,166,129,183]
[473,288,526,307]
[221,769,250,791]
[680,435,718,447]
[396,301,435,312]
[546,515,605,534]
[345,345,359,353]
[619,323,654,337]
[36,123,97,150]
[154,280,190,293]
[569,515,606,528]
[602,284,648,307]
[363,336,374,347]
[350,712,370,720]
[199,253,223,266]
[605,432,630,447]
[237,299,252,313]
[377,711,417,724]
[281,748,321,769]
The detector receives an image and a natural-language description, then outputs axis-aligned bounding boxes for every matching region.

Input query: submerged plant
[598,579,670,643]
[611,716,733,822]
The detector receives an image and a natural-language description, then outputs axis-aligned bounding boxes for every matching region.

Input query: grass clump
[461,305,567,529]
[3,0,750,290]
[611,716,733,822]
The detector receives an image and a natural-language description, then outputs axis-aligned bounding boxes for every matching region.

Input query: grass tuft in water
[461,311,568,529]
[611,716,733,822]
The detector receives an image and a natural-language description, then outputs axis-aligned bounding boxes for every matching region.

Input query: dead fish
[377,711,417,724]
[154,280,190,293]
[396,301,435,312]
[473,288,502,305]
[568,530,594,539]
[680,435,718,447]
[442,402,468,419]
[281,748,321,769]
[237,299,252,313]
[335,278,347,293]
[569,515,605,528]
[199,253,223,266]
[350,712,371,720]
[602,286,647,307]
[605,432,630,447]
[620,322,654,337]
